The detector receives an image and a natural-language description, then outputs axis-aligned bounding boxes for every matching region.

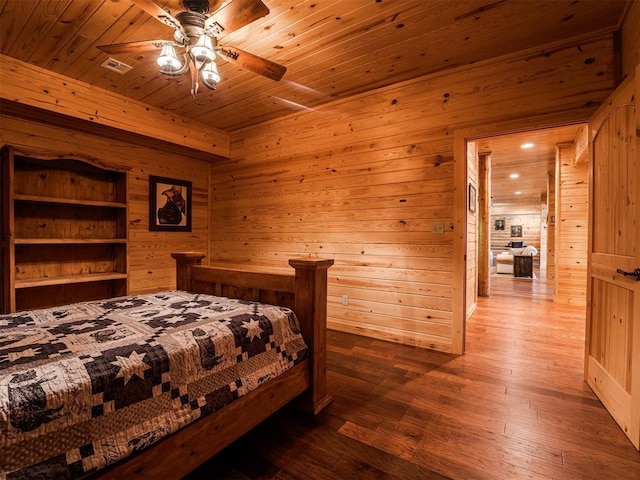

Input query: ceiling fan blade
[133,0,185,33]
[207,0,228,11]
[206,0,269,34]
[97,40,175,55]
[216,46,286,81]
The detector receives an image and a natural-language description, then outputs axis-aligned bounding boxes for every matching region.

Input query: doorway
[452,121,590,354]
[455,72,639,448]
[468,124,589,303]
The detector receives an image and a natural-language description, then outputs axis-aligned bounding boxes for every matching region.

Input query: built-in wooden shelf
[2,147,129,312]
[15,238,127,245]
[15,272,128,289]
[14,194,127,209]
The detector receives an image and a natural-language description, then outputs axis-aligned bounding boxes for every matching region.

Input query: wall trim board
[452,135,467,355]
[0,54,230,158]
[0,100,224,164]
[0,98,226,163]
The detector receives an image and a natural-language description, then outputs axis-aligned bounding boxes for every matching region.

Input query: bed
[0,252,333,479]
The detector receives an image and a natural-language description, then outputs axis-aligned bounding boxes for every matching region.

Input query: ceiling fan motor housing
[175,11,207,42]
[183,0,209,14]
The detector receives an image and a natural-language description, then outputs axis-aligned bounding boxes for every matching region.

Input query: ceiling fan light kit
[98,0,286,96]
[157,44,185,74]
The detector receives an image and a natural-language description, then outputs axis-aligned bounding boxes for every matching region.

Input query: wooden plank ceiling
[478,125,582,207]
[0,0,628,133]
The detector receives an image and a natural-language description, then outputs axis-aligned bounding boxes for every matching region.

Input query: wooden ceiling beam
[0,54,230,158]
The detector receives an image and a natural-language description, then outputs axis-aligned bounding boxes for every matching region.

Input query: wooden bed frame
[93,252,334,479]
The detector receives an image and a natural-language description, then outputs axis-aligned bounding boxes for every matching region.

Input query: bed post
[288,258,334,414]
[171,252,206,290]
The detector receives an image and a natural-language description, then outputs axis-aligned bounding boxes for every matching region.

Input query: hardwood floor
[186,296,640,479]
[490,267,554,300]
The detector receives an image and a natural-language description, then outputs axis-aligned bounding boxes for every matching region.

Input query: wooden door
[585,66,640,449]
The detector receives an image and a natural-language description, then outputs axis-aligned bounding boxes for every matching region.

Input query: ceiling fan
[97,0,286,95]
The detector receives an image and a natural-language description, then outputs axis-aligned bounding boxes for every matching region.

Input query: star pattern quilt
[0,291,308,479]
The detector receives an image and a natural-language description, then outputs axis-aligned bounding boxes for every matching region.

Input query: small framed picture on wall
[495,219,505,230]
[510,225,522,237]
[468,184,476,213]
[149,175,192,232]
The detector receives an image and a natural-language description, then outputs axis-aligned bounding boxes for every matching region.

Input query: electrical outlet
[432,222,444,234]
[342,295,349,306]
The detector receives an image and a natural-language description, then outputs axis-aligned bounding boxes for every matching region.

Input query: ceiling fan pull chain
[190,70,195,97]
[191,75,199,98]
[188,54,200,98]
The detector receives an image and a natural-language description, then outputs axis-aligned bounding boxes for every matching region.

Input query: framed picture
[510,225,522,237]
[149,175,192,232]
[468,183,476,213]
[495,219,505,230]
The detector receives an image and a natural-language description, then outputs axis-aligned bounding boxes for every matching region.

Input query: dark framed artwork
[468,183,476,213]
[149,175,192,232]
[495,219,505,230]
[510,225,522,237]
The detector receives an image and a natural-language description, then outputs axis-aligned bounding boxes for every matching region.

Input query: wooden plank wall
[622,0,640,80]
[555,143,588,305]
[466,142,478,316]
[213,35,616,353]
[0,114,212,293]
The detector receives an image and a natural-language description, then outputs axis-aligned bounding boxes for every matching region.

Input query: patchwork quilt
[0,291,308,479]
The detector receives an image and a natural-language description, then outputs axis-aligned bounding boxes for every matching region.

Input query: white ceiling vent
[100,57,133,74]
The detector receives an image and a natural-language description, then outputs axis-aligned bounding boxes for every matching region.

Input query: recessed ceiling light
[515,191,522,195]
[510,173,520,179]
[521,143,534,149]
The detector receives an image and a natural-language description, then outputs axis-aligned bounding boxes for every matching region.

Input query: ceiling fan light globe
[200,61,220,89]
[191,35,216,62]
[160,63,186,75]
[158,44,182,70]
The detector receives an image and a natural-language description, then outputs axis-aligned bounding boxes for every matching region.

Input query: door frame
[453,119,587,354]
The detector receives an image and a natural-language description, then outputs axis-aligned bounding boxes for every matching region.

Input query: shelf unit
[1,147,129,312]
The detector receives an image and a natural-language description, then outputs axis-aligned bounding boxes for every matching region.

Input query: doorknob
[616,268,640,281]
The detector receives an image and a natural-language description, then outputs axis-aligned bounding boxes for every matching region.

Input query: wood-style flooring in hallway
[490,267,554,300]
[186,295,640,479]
